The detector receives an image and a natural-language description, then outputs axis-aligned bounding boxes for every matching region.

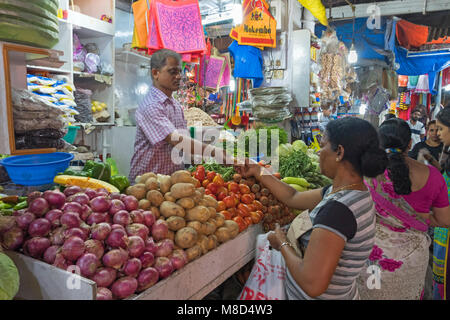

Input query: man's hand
[234,158,261,179]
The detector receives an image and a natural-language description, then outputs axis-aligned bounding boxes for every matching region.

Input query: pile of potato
[126,170,240,262]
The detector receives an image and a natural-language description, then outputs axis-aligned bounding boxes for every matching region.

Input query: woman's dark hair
[378,118,412,195]
[427,120,437,130]
[385,113,396,121]
[325,117,388,178]
[436,107,450,174]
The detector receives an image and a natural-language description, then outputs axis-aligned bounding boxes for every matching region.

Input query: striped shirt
[286,188,376,300]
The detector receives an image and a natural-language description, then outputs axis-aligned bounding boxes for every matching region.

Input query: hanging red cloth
[410,93,420,111]
[443,68,450,87]
[398,108,411,121]
[396,20,429,50]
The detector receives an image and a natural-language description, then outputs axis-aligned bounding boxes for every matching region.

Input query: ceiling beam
[328,0,450,19]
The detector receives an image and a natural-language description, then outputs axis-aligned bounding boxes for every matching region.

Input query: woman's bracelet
[280,241,293,250]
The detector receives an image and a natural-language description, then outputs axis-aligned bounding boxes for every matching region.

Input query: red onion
[68,193,90,206]
[63,186,82,197]
[76,253,100,277]
[28,198,49,217]
[130,210,145,224]
[144,237,158,255]
[53,253,70,270]
[87,212,109,225]
[126,223,149,241]
[102,248,128,270]
[142,211,156,228]
[113,210,132,226]
[128,236,145,258]
[13,209,26,217]
[122,196,139,212]
[110,192,121,200]
[16,211,36,230]
[64,228,87,241]
[109,199,126,216]
[96,188,109,194]
[2,227,24,250]
[27,191,42,203]
[28,218,51,237]
[151,220,168,241]
[111,277,138,299]
[43,190,66,209]
[80,204,92,222]
[43,245,60,264]
[91,222,111,241]
[123,258,142,278]
[90,196,111,213]
[61,236,85,261]
[84,188,98,200]
[170,249,188,270]
[49,227,65,246]
[84,239,105,260]
[155,239,174,257]
[79,222,91,237]
[106,228,128,249]
[111,224,126,231]
[45,209,63,227]
[137,267,159,292]
[139,252,155,268]
[60,212,81,229]
[91,267,117,287]
[154,257,174,279]
[61,202,83,215]
[24,237,51,259]
[96,287,113,300]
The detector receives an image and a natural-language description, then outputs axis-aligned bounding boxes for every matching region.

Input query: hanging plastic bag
[238,233,287,300]
[298,0,328,26]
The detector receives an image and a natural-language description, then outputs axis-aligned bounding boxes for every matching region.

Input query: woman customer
[433,107,450,300]
[357,118,450,300]
[409,120,443,170]
[236,117,388,299]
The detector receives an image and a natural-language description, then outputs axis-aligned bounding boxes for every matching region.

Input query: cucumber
[281,177,310,188]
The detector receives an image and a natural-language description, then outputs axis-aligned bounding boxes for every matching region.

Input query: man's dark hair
[385,113,396,121]
[427,120,437,130]
[150,49,181,78]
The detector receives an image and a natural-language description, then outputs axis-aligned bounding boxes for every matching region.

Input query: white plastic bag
[238,233,287,300]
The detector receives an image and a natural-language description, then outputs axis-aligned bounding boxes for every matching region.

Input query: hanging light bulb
[232,0,243,25]
[348,42,358,64]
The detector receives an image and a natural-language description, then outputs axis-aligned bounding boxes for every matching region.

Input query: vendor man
[129,49,233,182]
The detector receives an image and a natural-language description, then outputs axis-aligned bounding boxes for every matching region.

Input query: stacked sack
[250,87,292,122]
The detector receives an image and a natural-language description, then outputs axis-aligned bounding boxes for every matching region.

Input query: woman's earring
[336,158,339,162]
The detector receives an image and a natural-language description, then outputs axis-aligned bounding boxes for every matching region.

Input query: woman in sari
[357,118,450,300]
[433,107,450,300]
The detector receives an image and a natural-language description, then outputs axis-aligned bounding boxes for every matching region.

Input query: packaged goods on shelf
[184,107,217,127]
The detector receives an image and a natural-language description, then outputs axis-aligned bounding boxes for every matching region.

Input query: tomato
[206,171,216,181]
[239,184,251,194]
[249,193,256,201]
[228,207,237,218]
[240,194,253,205]
[255,210,264,219]
[224,182,230,189]
[213,175,225,187]
[228,182,240,193]
[217,186,228,196]
[194,179,201,188]
[253,200,263,211]
[244,216,253,226]
[205,189,213,196]
[202,179,210,188]
[217,201,226,212]
[250,212,261,224]
[237,203,250,214]
[220,210,233,220]
[233,216,247,232]
[238,208,251,218]
[216,192,227,201]
[194,168,205,182]
[273,172,282,179]
[208,194,217,200]
[223,196,236,208]
[247,204,257,212]
[206,183,219,195]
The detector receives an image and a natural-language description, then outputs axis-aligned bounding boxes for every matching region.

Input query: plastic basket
[63,126,80,144]
[0,152,74,186]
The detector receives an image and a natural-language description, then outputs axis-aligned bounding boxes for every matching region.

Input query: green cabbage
[292,140,308,153]
[0,253,20,300]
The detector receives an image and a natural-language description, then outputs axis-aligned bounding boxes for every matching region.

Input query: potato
[164,192,177,202]
[207,235,218,250]
[185,206,210,223]
[186,245,202,262]
[224,220,239,233]
[146,190,164,207]
[136,172,157,184]
[170,183,195,199]
[197,234,209,255]
[167,216,186,231]
[176,197,195,209]
[197,187,205,196]
[139,199,151,210]
[167,230,175,241]
[175,227,198,249]
[202,195,218,209]
[214,213,225,228]
[159,176,172,194]
[126,184,147,200]
[202,220,217,235]
[151,206,160,219]
[229,228,239,239]
[215,227,231,243]
[187,221,203,234]
[207,207,217,219]
[171,170,193,184]
[160,201,185,218]
[192,190,203,204]
[145,177,159,191]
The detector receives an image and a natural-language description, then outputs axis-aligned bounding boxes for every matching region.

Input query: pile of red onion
[0,187,181,300]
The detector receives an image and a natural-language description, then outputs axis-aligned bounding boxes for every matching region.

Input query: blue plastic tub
[0,152,74,186]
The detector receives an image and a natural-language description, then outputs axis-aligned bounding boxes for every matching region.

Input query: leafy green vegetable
[232,125,288,158]
[0,253,20,300]
[292,140,308,153]
[189,161,236,181]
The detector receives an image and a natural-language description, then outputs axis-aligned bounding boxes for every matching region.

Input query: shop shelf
[68,10,115,38]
